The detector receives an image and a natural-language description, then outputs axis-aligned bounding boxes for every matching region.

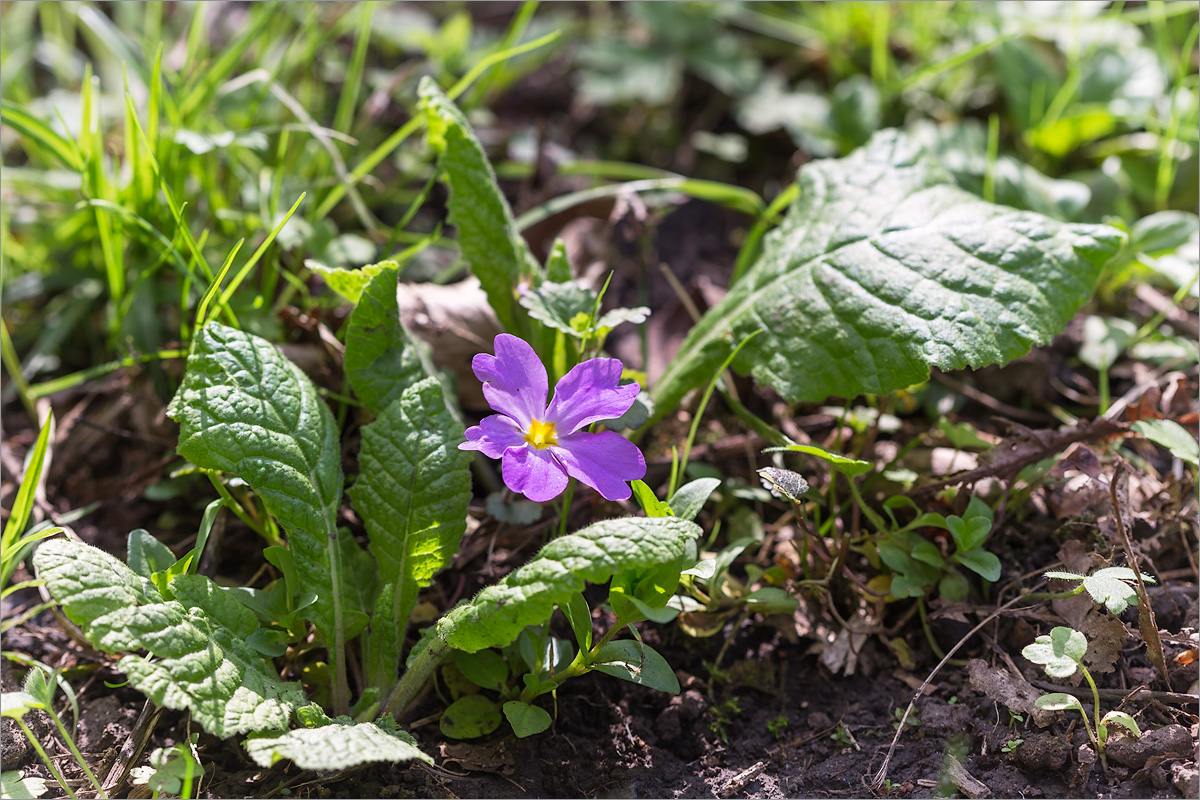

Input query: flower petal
[460,414,526,459]
[546,358,639,434]
[472,334,548,427]
[502,445,569,502]
[550,431,646,501]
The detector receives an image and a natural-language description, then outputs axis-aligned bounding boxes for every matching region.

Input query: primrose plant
[29,80,705,778]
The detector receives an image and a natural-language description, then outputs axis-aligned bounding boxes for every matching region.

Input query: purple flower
[459,334,646,502]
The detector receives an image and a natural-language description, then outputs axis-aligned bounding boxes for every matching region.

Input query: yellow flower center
[524,418,557,449]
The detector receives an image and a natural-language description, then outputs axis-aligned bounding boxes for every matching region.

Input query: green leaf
[563,593,593,652]
[350,376,471,686]
[947,516,991,555]
[1034,692,1083,713]
[0,101,83,171]
[591,640,680,694]
[652,130,1122,420]
[1022,627,1088,679]
[519,281,596,336]
[503,701,553,738]
[631,480,673,518]
[938,572,970,604]
[245,718,430,769]
[440,694,502,739]
[419,77,539,332]
[1079,315,1136,371]
[127,530,176,580]
[1,770,49,799]
[452,650,509,692]
[167,323,358,660]
[439,517,701,653]
[344,264,431,414]
[1,692,38,719]
[307,260,390,304]
[743,586,799,615]
[1133,419,1199,467]
[667,478,722,521]
[33,539,304,737]
[955,549,1001,582]
[1081,566,1155,614]
[911,540,944,568]
[763,444,871,477]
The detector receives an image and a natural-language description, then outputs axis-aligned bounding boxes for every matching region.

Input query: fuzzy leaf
[244,719,430,769]
[167,323,357,644]
[439,517,700,653]
[1022,627,1088,679]
[519,281,595,335]
[344,264,431,414]
[420,78,539,332]
[33,540,304,738]
[652,130,1122,418]
[350,376,472,685]
[1083,566,1155,614]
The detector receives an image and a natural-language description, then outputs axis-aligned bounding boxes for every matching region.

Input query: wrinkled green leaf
[519,281,595,336]
[652,130,1122,421]
[420,78,539,332]
[245,717,430,769]
[440,517,700,653]
[352,376,472,687]
[344,264,431,414]
[34,539,304,737]
[167,323,357,646]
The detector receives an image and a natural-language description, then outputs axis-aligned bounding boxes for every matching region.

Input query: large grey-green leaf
[244,718,430,769]
[651,130,1123,419]
[33,540,304,738]
[420,77,539,333]
[167,323,353,640]
[349,376,471,687]
[439,517,700,653]
[344,264,431,414]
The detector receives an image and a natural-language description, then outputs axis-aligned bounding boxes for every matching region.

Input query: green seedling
[130,733,203,799]
[2,665,107,799]
[767,714,789,740]
[1042,566,1157,614]
[1001,738,1024,753]
[1,770,49,799]
[877,495,1001,603]
[1023,627,1141,770]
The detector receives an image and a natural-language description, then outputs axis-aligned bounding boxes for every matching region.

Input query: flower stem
[16,718,78,800]
[556,479,576,538]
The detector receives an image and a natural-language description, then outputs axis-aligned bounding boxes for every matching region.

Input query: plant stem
[1079,663,1104,757]
[380,635,449,721]
[556,479,576,539]
[48,708,107,798]
[16,718,78,800]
